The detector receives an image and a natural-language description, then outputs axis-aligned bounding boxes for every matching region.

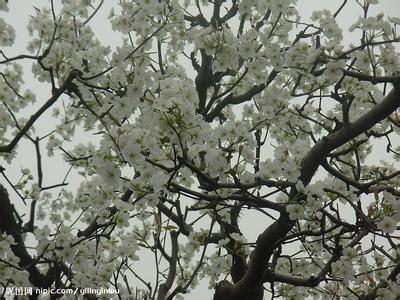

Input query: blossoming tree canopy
[1,0,400,299]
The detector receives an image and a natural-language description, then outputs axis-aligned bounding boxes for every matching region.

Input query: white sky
[1,0,400,299]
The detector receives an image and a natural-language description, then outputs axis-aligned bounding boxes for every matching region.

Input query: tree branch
[0,69,82,153]
[205,70,279,122]
[214,84,400,299]
[300,86,400,185]
[0,185,55,288]
[157,231,179,300]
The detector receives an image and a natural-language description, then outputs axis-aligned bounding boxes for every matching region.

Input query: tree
[1,0,400,299]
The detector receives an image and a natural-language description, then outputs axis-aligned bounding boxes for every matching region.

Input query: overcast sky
[1,1,400,299]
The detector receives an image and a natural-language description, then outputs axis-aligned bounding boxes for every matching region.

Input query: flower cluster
[1,0,400,299]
